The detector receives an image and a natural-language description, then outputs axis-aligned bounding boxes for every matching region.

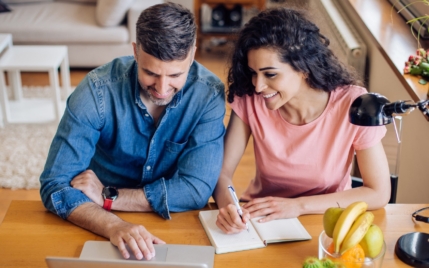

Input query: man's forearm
[67,202,124,238]
[68,201,164,261]
[112,188,152,212]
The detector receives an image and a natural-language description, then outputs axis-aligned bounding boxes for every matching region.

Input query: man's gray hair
[136,2,197,61]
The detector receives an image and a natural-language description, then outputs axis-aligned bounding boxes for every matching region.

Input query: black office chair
[351,116,402,204]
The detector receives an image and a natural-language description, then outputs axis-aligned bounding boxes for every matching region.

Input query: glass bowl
[318,231,386,268]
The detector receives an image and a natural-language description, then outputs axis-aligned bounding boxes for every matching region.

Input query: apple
[323,207,345,238]
[359,224,384,258]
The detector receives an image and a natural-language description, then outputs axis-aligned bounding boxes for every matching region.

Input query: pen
[227,185,249,232]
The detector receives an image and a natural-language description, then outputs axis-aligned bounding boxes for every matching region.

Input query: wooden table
[0,201,428,267]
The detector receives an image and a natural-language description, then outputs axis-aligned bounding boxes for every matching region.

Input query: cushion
[0,1,11,12]
[0,2,129,44]
[95,0,134,27]
[2,0,52,3]
[55,0,96,3]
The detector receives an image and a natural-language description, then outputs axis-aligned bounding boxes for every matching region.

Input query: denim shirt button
[146,166,151,171]
[144,113,149,117]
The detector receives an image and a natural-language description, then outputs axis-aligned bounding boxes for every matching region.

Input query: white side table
[0,34,13,127]
[0,45,71,126]
[0,34,12,54]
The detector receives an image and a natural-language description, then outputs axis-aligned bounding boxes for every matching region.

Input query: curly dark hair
[227,7,361,103]
[136,2,196,61]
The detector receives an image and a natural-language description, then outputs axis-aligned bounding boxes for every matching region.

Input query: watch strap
[103,198,113,211]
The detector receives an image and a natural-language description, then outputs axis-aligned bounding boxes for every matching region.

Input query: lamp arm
[416,99,429,121]
[384,99,429,122]
[383,100,416,116]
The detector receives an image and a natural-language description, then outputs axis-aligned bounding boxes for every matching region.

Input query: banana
[332,201,368,254]
[339,211,374,254]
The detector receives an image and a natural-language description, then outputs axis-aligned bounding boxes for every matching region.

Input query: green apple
[323,207,344,238]
[359,224,384,258]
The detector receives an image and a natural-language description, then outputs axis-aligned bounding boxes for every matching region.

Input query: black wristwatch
[102,186,118,211]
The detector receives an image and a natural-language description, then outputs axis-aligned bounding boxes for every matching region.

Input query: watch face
[102,187,118,200]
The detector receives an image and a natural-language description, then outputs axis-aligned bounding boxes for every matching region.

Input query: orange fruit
[326,242,365,268]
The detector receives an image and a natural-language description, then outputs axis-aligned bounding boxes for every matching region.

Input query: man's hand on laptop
[109,221,166,260]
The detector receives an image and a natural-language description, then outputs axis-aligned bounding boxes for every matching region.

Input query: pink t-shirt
[230,86,386,200]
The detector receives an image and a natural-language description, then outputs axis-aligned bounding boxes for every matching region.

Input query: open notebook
[199,210,312,254]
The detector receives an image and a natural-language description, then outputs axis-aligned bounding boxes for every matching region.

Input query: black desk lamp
[349,92,429,126]
[349,92,429,267]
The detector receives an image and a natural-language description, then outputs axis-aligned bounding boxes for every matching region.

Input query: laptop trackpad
[79,241,168,262]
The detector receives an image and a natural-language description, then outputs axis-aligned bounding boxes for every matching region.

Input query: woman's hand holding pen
[243,196,301,223]
[216,204,251,234]
[216,196,299,234]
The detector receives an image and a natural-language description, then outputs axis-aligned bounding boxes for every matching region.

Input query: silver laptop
[46,240,214,268]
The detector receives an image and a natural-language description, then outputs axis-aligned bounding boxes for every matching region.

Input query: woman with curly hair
[213,7,390,234]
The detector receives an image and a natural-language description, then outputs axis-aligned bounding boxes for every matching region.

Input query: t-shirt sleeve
[229,95,251,125]
[353,123,387,150]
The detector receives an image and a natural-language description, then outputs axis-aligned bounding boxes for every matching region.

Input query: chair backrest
[351,175,398,203]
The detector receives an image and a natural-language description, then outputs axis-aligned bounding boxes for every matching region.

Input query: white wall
[340,2,429,203]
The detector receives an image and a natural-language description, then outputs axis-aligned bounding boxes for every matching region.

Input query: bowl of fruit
[317,201,386,268]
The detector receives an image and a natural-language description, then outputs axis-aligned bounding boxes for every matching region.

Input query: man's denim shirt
[39,56,226,220]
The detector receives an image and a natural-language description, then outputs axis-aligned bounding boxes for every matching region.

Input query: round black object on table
[395,232,429,267]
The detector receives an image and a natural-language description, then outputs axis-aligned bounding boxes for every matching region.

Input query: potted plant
[394,0,429,89]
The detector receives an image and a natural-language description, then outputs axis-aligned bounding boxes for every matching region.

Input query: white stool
[0,34,12,54]
[0,34,13,127]
[0,45,71,126]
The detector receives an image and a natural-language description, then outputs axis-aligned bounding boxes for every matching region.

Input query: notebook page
[199,210,265,254]
[250,217,312,244]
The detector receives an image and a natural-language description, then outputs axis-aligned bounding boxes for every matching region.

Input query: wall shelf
[193,0,266,50]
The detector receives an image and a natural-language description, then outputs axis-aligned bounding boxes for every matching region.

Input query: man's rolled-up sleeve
[40,79,102,219]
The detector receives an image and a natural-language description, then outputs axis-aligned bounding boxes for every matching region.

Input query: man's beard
[139,81,177,107]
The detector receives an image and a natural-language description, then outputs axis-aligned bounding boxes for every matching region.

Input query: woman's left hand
[242,196,300,222]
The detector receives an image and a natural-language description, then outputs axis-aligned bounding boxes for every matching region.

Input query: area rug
[0,86,72,189]
[0,122,57,189]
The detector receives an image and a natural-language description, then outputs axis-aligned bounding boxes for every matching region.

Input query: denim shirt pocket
[161,140,188,174]
[165,139,188,153]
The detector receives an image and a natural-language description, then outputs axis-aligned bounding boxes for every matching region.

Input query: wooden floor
[0,47,255,223]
